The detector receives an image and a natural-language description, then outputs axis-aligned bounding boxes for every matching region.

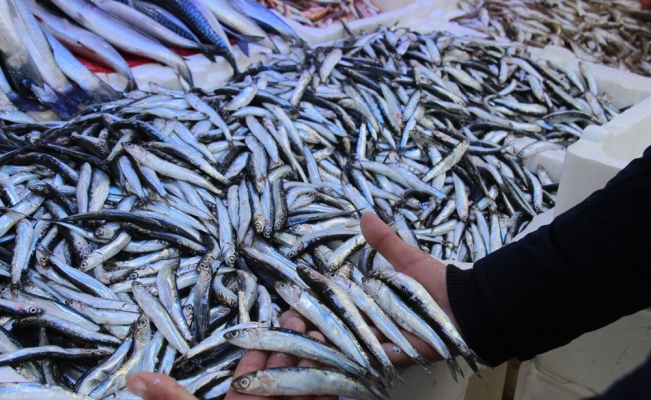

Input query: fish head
[232,373,256,391]
[22,305,41,315]
[123,143,147,161]
[288,224,310,235]
[367,269,384,279]
[224,328,259,345]
[286,242,303,259]
[328,272,351,290]
[27,182,48,195]
[361,277,383,296]
[223,246,237,268]
[296,264,321,283]
[274,281,301,305]
[182,304,194,325]
[66,299,83,311]
[84,349,111,357]
[80,252,103,272]
[133,314,151,342]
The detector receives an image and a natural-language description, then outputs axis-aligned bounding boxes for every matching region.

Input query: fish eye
[238,377,250,388]
[125,143,133,148]
[328,273,337,279]
[139,318,148,327]
[81,262,88,269]
[28,307,38,314]
[278,282,286,289]
[231,331,240,338]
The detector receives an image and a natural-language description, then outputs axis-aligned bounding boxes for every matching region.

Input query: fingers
[279,309,314,330]
[382,328,444,366]
[225,349,273,400]
[288,331,337,400]
[361,213,440,275]
[127,372,197,400]
[264,317,306,368]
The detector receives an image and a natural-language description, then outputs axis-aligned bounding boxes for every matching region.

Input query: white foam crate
[277,0,454,47]
[555,94,651,215]
[101,42,276,91]
[514,308,651,400]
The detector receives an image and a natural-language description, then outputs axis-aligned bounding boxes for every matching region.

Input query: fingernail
[127,376,148,398]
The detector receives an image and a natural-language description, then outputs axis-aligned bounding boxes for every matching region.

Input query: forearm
[446,147,651,366]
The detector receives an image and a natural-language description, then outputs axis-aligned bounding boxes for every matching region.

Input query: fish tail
[221,51,240,76]
[175,62,194,89]
[197,45,218,62]
[60,83,90,106]
[125,78,138,92]
[7,93,45,112]
[413,354,434,374]
[461,349,484,377]
[31,83,75,120]
[89,80,123,104]
[445,355,464,382]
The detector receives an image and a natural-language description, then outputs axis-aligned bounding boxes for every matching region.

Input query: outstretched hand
[360,212,464,365]
[127,213,464,399]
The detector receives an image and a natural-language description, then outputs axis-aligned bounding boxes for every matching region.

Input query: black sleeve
[446,145,651,367]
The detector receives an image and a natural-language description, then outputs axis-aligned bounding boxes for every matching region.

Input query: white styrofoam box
[390,361,473,400]
[515,309,651,400]
[280,0,453,47]
[0,367,27,383]
[101,42,277,91]
[555,95,651,215]
[515,361,595,400]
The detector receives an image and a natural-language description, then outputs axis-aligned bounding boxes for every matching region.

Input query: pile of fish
[0,0,303,120]
[453,0,651,76]
[0,26,622,399]
[255,0,382,27]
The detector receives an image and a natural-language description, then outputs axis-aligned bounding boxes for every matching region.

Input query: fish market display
[454,0,651,76]
[0,26,622,399]
[0,0,303,119]
[255,0,382,27]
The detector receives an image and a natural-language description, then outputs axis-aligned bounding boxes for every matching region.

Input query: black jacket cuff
[446,264,512,367]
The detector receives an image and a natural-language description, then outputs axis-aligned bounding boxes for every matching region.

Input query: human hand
[223,311,337,400]
[360,212,465,366]
[642,0,651,9]
[126,371,196,400]
[125,312,337,400]
[126,212,463,399]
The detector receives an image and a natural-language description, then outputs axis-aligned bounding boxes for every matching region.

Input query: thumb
[361,213,436,274]
[127,372,197,400]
